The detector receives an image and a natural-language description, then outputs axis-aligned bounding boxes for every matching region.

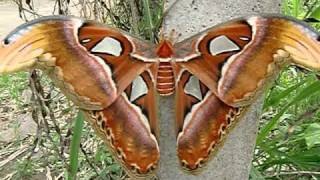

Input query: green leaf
[309,5,320,20]
[68,111,85,180]
[304,123,320,149]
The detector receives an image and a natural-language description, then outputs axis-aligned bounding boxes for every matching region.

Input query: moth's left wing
[0,16,157,109]
[174,15,320,107]
[0,16,160,177]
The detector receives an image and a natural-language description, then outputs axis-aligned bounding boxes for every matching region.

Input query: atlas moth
[0,14,319,178]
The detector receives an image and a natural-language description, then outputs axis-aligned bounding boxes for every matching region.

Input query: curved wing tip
[3,15,83,45]
[246,13,320,35]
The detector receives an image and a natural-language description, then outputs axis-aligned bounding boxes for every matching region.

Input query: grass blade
[282,0,291,15]
[68,111,85,180]
[263,79,308,109]
[142,0,155,41]
[293,0,300,17]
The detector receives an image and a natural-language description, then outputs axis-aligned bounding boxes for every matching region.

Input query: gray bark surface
[156,0,281,179]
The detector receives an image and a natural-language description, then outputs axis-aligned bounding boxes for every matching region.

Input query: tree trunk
[157,0,281,179]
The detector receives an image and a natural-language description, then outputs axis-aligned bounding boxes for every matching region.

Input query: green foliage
[142,0,155,40]
[282,0,320,18]
[13,159,36,179]
[257,76,320,145]
[140,0,163,41]
[0,72,28,104]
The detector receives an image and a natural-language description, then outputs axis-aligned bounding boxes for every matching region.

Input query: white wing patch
[184,75,202,100]
[81,38,91,43]
[130,76,148,102]
[91,37,122,56]
[209,35,240,55]
[239,36,250,41]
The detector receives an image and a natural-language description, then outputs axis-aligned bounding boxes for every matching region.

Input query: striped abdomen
[157,62,175,96]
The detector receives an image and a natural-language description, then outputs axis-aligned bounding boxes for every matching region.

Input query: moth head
[156,39,174,58]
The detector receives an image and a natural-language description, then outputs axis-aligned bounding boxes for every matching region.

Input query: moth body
[154,40,176,95]
[156,61,175,95]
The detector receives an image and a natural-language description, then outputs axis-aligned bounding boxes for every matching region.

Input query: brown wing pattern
[83,71,159,177]
[0,16,159,177]
[0,16,155,110]
[175,15,320,107]
[1,14,320,177]
[174,15,319,171]
[175,69,245,171]
[78,22,157,97]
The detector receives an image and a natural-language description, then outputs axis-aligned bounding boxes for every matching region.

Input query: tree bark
[157,0,281,179]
